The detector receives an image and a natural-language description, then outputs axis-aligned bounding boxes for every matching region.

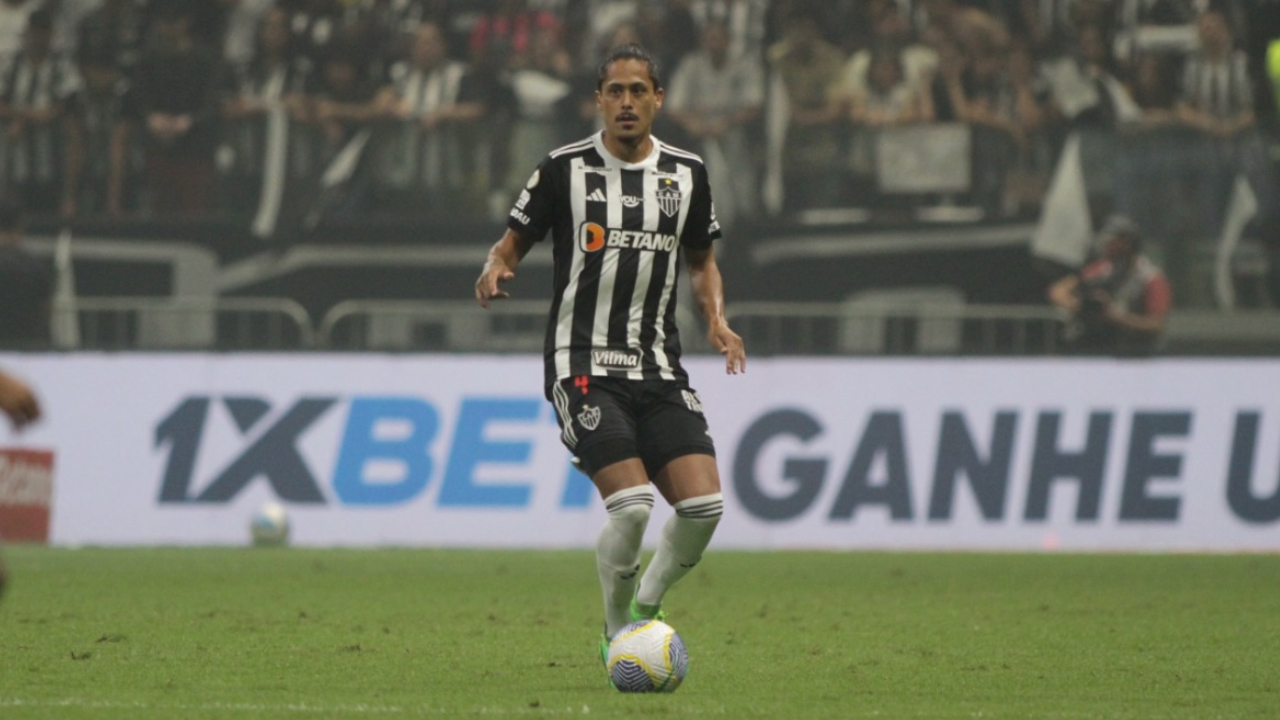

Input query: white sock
[636,493,723,609]
[597,485,654,636]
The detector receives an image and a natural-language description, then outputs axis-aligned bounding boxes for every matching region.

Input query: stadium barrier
[3,353,1278,551]
[53,297,315,350]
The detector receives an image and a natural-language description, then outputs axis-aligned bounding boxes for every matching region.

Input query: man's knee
[654,453,721,504]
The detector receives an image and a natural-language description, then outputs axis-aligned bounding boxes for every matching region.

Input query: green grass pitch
[1,547,1277,719]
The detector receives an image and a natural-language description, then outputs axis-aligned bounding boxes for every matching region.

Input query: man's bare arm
[476,228,536,308]
[686,247,746,374]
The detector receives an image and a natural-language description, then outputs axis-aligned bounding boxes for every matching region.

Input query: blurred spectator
[920,0,1008,62]
[220,5,313,224]
[1069,23,1142,128]
[175,0,234,52]
[666,18,764,228]
[0,197,51,348]
[766,7,844,213]
[44,0,102,59]
[634,0,699,77]
[299,39,385,224]
[1114,0,1197,64]
[64,44,134,218]
[1176,9,1278,237]
[928,35,1023,213]
[347,0,437,79]
[468,0,562,216]
[376,21,486,218]
[844,47,927,197]
[1048,215,1172,356]
[278,0,344,66]
[222,0,276,68]
[1037,22,1141,226]
[833,5,937,104]
[501,23,572,200]
[129,2,222,216]
[76,0,146,77]
[469,0,562,73]
[575,0,637,71]
[223,6,312,133]
[690,0,769,63]
[0,8,80,217]
[1002,40,1055,214]
[1128,50,1180,118]
[0,0,33,67]
[1111,51,1183,254]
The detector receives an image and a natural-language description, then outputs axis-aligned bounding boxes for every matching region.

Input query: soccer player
[0,366,41,599]
[474,43,746,666]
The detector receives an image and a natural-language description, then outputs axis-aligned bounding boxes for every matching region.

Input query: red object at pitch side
[0,448,54,542]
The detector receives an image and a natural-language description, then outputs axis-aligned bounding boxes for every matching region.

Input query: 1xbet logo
[155,396,594,507]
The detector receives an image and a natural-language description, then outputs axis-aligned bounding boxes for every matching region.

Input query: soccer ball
[249,502,290,546]
[606,620,689,693]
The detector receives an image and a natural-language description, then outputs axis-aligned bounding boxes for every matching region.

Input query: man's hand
[475,261,515,308]
[0,370,41,431]
[708,322,746,375]
[476,229,533,309]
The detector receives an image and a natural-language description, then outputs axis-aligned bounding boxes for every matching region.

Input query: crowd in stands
[0,0,1275,256]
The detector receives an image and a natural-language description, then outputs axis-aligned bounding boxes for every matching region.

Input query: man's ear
[654,87,664,110]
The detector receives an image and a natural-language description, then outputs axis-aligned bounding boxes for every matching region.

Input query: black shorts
[550,375,716,478]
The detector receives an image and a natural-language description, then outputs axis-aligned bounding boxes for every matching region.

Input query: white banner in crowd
[1,353,1279,551]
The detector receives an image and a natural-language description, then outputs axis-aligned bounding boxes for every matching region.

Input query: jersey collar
[592,130,661,171]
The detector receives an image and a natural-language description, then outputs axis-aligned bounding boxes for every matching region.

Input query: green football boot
[629,597,667,623]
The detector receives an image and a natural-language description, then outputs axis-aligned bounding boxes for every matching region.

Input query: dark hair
[596,43,662,91]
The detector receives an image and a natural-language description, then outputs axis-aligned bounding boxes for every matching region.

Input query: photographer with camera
[1049,216,1172,356]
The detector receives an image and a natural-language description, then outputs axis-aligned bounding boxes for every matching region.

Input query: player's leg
[550,377,652,641]
[635,454,723,617]
[632,383,723,618]
[591,458,653,638]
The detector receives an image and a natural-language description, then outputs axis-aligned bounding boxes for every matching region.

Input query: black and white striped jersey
[506,131,722,398]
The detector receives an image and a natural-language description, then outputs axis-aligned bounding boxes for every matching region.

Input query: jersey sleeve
[680,163,722,250]
[506,156,559,242]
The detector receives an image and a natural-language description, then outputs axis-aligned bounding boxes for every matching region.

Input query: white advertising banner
[1,353,1278,551]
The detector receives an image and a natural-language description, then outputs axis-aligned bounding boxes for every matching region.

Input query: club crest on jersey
[577,404,601,431]
[656,177,682,217]
[592,347,641,370]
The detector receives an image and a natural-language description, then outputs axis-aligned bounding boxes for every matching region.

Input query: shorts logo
[592,348,641,370]
[656,177,682,217]
[577,404,601,431]
[681,389,704,413]
[578,222,606,252]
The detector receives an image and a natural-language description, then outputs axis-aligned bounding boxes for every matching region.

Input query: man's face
[596,58,663,143]
[1197,13,1230,54]
[411,25,446,70]
[1102,235,1137,266]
